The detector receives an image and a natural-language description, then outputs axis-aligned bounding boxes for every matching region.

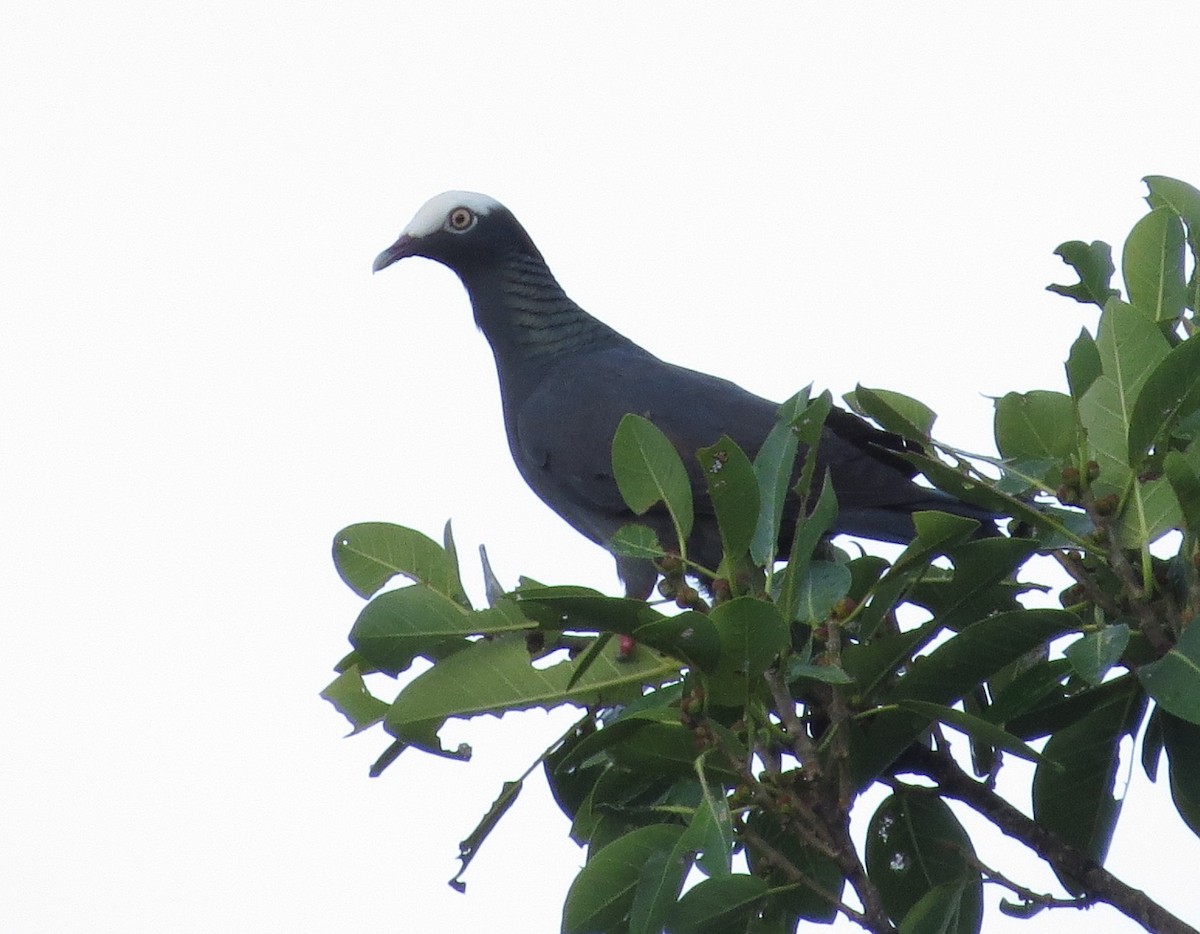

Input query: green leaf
[562,824,686,934]
[776,474,838,624]
[847,386,936,440]
[633,611,722,673]
[697,435,759,563]
[607,721,737,785]
[1079,300,1171,485]
[865,792,983,932]
[851,609,1080,784]
[350,585,528,675]
[1032,677,1146,892]
[1047,240,1119,307]
[909,536,1039,632]
[1145,175,1200,229]
[854,511,981,641]
[894,700,1051,766]
[1145,176,1200,313]
[610,524,668,559]
[666,874,769,934]
[745,810,844,922]
[1164,450,1200,535]
[706,597,789,705]
[515,586,721,671]
[612,413,695,548]
[386,634,679,750]
[682,784,734,878]
[1161,713,1200,837]
[1127,335,1200,467]
[794,560,852,624]
[900,882,981,934]
[1138,619,1200,725]
[1066,329,1102,402]
[788,658,854,685]
[994,390,1077,461]
[629,829,696,934]
[1064,624,1130,686]
[1123,206,1187,323]
[450,779,522,892]
[319,665,387,734]
[333,522,468,603]
[750,389,808,567]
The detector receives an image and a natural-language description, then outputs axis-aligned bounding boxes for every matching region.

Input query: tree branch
[902,746,1197,934]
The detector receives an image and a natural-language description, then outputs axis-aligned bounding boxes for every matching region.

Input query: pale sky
[4,4,1199,932]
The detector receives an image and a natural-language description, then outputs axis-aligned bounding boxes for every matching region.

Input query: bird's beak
[372,234,416,273]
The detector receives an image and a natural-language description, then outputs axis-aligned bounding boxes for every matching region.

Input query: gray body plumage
[375,192,997,597]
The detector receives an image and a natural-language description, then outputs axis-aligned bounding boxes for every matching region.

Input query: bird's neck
[462,251,628,367]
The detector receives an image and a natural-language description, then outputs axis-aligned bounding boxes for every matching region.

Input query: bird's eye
[448,207,476,232]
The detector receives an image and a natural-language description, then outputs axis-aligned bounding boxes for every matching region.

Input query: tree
[323,176,1200,933]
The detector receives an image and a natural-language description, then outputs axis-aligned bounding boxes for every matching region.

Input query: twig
[765,667,820,771]
[739,825,890,933]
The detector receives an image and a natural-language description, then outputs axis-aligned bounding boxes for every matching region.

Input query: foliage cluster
[323,177,1200,933]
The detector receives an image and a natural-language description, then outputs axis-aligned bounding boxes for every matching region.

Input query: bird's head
[373,191,541,276]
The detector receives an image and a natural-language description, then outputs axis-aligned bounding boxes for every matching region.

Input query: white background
[4,3,1198,931]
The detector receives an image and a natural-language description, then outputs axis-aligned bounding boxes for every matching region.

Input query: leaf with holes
[865,791,983,932]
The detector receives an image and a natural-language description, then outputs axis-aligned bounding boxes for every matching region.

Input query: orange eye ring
[448,207,475,231]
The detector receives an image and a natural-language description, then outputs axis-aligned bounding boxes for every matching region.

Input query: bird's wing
[512,348,778,531]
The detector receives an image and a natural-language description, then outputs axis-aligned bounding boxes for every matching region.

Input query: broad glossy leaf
[515,587,721,671]
[1127,335,1200,467]
[1047,240,1119,307]
[562,824,686,934]
[666,874,769,934]
[333,521,468,603]
[901,882,981,934]
[851,609,1079,784]
[1032,677,1146,892]
[697,435,759,563]
[350,585,527,675]
[1066,328,1102,402]
[1007,673,1136,741]
[610,524,667,559]
[908,536,1038,631]
[855,511,982,640]
[320,665,387,734]
[629,830,696,934]
[1123,206,1187,322]
[706,597,788,705]
[895,700,1049,766]
[1162,713,1200,837]
[683,786,734,877]
[794,560,852,624]
[750,389,808,567]
[1079,300,1171,489]
[865,792,982,932]
[848,385,936,440]
[994,390,1078,461]
[1064,624,1130,686]
[1146,175,1200,224]
[776,474,838,624]
[612,413,694,544]
[608,721,737,785]
[1164,450,1200,535]
[386,634,679,744]
[1138,619,1200,724]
